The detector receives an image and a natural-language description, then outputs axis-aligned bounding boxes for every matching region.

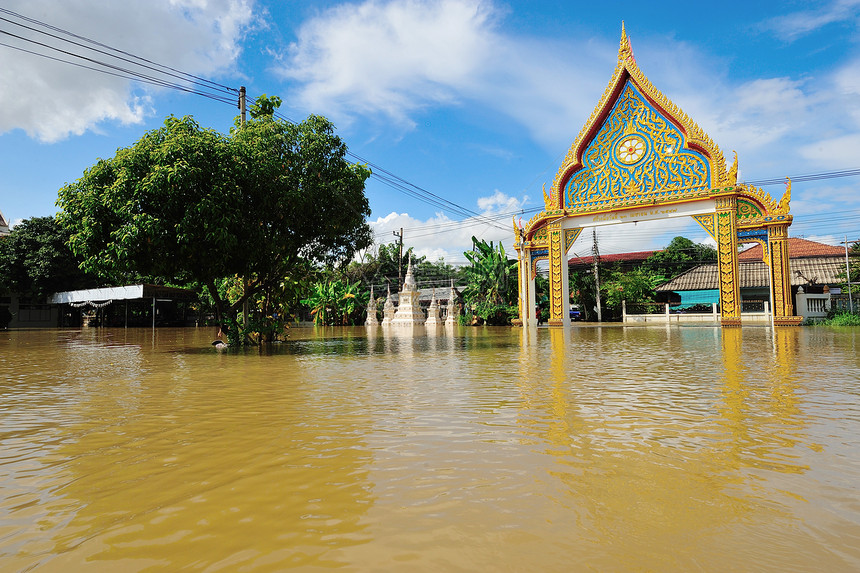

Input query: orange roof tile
[738,238,843,261]
[568,250,656,267]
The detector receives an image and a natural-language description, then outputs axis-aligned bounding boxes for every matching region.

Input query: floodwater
[0,325,859,572]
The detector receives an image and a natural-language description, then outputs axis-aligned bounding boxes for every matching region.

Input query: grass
[812,312,860,326]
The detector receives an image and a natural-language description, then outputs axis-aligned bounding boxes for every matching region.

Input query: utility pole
[393,228,404,289]
[238,86,246,127]
[592,227,602,322]
[238,85,247,335]
[845,236,854,313]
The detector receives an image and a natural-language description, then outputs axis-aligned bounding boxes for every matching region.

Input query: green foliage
[462,236,518,324]
[644,236,717,282]
[600,266,660,318]
[0,216,98,297]
[338,242,423,286]
[57,98,372,342]
[416,257,463,285]
[836,241,860,296]
[569,270,597,321]
[472,301,519,326]
[301,279,368,326]
[813,311,860,326]
[248,94,282,119]
[338,242,462,292]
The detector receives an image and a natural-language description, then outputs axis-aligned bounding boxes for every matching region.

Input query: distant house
[569,250,656,272]
[655,238,847,316]
[0,209,9,237]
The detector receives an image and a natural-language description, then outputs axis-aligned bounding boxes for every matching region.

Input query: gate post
[547,220,570,327]
[715,194,741,327]
[768,224,802,325]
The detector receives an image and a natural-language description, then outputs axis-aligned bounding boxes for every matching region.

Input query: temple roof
[657,257,844,291]
[547,24,731,213]
[568,250,656,268]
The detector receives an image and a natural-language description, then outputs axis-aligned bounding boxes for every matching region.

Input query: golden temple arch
[514,25,800,328]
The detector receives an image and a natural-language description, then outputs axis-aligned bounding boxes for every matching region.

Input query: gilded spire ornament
[777,178,792,214]
[727,151,739,186]
[619,22,634,62]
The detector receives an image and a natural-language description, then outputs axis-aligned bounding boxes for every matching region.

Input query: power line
[0,7,235,94]
[4,7,860,247]
[0,39,236,105]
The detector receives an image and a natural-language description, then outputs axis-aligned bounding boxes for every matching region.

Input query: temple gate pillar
[767,224,801,325]
[516,245,538,327]
[525,259,537,327]
[715,195,741,327]
[547,221,570,327]
[514,243,525,326]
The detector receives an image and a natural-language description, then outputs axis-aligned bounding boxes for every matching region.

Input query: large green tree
[57,100,372,339]
[0,216,97,297]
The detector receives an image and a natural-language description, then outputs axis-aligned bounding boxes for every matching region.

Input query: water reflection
[1,326,859,571]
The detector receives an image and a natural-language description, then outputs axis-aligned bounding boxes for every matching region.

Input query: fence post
[665,303,670,317]
[622,300,627,322]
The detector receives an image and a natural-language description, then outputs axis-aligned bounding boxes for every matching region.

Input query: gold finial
[619,22,633,62]
[777,177,791,214]
[727,150,738,186]
[542,182,552,210]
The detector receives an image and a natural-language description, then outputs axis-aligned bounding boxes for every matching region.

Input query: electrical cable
[0,7,235,93]
[5,7,860,252]
[0,15,235,97]
[0,40,236,104]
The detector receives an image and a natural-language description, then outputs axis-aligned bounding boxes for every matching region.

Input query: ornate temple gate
[514,27,800,328]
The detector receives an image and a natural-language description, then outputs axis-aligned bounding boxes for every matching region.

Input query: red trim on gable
[557,69,631,195]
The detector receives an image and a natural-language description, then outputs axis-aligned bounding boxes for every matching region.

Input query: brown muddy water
[0,325,859,572]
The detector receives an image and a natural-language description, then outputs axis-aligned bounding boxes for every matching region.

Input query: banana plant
[462,236,518,324]
[301,279,369,325]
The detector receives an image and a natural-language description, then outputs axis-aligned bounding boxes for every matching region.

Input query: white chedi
[445,279,458,326]
[365,285,379,326]
[391,258,426,327]
[382,285,396,325]
[425,289,442,326]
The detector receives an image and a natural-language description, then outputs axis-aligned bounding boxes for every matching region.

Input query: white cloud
[799,133,860,167]
[762,0,860,40]
[276,0,610,138]
[476,189,524,212]
[280,0,496,128]
[368,189,526,263]
[366,189,710,261]
[0,0,257,142]
[276,3,820,166]
[278,0,860,243]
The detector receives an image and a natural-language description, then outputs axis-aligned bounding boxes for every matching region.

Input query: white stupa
[425,289,442,326]
[391,258,426,326]
[382,285,395,325]
[365,286,378,326]
[445,280,458,326]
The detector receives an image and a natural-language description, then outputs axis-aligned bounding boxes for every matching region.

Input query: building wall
[1,295,59,328]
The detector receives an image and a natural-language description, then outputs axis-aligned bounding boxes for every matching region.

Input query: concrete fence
[622,300,771,324]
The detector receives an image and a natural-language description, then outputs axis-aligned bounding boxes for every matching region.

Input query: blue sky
[1,0,859,264]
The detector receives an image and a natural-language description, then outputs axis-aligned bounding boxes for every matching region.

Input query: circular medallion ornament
[616,135,647,164]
